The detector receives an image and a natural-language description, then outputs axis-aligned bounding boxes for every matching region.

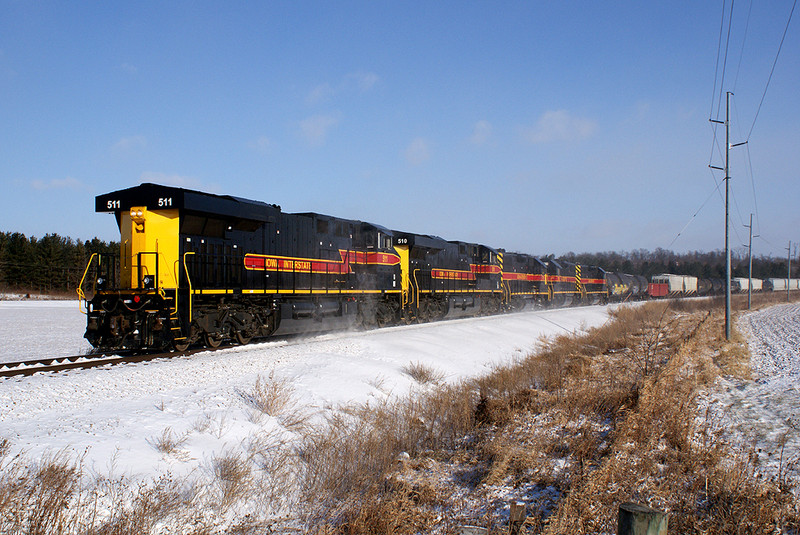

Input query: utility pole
[710,92,747,339]
[789,241,793,302]
[725,92,731,340]
[745,214,758,309]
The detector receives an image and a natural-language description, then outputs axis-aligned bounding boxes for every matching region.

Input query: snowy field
[0,299,93,363]
[0,301,611,482]
[700,303,800,484]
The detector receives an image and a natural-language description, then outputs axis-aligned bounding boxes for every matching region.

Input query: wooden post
[509,501,526,535]
[618,502,667,535]
[459,527,488,535]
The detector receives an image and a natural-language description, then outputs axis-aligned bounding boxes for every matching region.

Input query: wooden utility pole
[724,92,731,339]
[710,92,747,338]
[745,214,757,309]
[789,241,793,302]
[618,503,668,535]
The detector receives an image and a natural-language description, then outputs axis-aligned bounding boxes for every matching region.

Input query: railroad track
[0,332,315,378]
[0,347,212,378]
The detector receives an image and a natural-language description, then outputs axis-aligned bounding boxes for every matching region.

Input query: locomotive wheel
[173,339,190,352]
[431,299,445,320]
[204,331,223,348]
[375,301,395,328]
[234,330,253,345]
[417,299,431,323]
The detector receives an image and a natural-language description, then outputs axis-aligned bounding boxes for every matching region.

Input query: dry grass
[0,445,195,535]
[211,451,253,507]
[298,380,477,530]
[402,361,446,385]
[239,371,295,418]
[315,298,800,534]
[238,371,312,432]
[149,426,188,456]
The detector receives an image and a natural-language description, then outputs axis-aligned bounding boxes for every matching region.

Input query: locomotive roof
[292,213,393,233]
[96,183,280,222]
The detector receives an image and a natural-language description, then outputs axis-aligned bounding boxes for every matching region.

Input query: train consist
[77,184,796,351]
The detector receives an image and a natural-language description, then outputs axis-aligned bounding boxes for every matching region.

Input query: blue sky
[1,1,798,259]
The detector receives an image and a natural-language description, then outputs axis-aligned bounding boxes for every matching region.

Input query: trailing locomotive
[78,183,610,351]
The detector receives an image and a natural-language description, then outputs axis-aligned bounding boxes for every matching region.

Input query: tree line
[559,247,798,280]
[0,232,117,296]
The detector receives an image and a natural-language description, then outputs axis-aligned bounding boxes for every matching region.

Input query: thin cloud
[469,120,493,145]
[522,110,597,144]
[306,71,379,105]
[348,71,379,92]
[120,63,138,75]
[249,135,272,154]
[299,114,340,146]
[306,83,335,106]
[112,135,147,154]
[30,177,85,191]
[405,137,431,165]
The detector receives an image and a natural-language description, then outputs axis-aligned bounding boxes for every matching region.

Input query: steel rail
[0,347,213,378]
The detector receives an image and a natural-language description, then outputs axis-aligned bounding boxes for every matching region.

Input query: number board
[95,186,185,213]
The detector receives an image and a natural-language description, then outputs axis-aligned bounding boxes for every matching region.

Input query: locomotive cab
[80,185,188,350]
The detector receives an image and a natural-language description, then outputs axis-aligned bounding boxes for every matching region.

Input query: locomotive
[78,183,608,351]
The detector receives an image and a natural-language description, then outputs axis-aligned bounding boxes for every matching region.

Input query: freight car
[605,272,648,301]
[78,184,611,351]
[731,277,763,293]
[649,273,698,298]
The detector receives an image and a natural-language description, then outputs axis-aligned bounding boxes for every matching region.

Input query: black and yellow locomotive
[78,183,608,351]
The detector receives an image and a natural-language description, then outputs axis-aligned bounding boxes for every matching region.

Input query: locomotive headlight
[142,275,154,289]
[130,207,146,223]
[96,276,106,290]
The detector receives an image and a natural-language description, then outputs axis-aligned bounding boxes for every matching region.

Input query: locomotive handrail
[77,253,99,314]
[412,269,421,310]
[136,251,159,289]
[183,251,196,323]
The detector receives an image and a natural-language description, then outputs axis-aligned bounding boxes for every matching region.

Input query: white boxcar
[651,274,698,294]
[769,278,788,291]
[792,279,800,290]
[733,278,762,291]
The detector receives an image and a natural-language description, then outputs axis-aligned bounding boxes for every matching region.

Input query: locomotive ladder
[163,293,187,342]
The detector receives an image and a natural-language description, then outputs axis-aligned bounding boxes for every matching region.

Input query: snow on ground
[0,299,93,363]
[700,303,800,484]
[0,301,611,483]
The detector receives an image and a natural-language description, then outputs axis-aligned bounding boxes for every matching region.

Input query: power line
[732,0,753,93]
[709,0,728,119]
[746,0,797,140]
[707,126,727,204]
[715,0,736,121]
[744,143,760,234]
[668,175,726,249]
[729,186,748,245]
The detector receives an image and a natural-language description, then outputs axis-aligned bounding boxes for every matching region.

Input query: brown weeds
[320,299,799,534]
[402,361,446,385]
